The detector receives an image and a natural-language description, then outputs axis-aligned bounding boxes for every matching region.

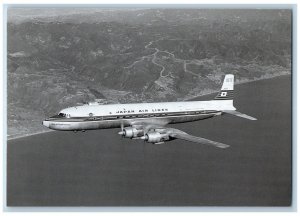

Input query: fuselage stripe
[45,110,221,122]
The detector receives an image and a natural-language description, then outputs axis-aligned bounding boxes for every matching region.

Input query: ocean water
[7,75,292,206]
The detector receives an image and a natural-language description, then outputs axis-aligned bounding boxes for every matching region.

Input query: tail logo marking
[221,92,227,97]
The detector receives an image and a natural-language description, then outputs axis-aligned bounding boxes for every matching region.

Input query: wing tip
[217,144,230,149]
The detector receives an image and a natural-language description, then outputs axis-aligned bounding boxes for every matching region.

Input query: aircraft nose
[42,120,50,128]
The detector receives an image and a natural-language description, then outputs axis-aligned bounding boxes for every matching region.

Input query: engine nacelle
[144,132,170,144]
[122,127,144,138]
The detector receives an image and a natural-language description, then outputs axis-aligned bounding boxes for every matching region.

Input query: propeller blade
[118,121,125,136]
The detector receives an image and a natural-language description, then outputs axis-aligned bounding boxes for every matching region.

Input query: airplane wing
[130,118,169,131]
[169,131,230,148]
[129,121,229,148]
[131,118,170,126]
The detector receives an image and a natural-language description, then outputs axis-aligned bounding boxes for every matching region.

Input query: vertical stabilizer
[215,74,257,120]
[214,74,234,100]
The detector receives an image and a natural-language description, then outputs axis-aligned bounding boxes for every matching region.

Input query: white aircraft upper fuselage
[42,74,256,148]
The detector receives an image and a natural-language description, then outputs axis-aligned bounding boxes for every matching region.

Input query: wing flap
[169,132,230,149]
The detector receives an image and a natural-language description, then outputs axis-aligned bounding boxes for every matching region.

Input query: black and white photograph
[6,6,292,207]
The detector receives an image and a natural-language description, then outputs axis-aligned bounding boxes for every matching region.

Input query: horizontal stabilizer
[223,110,257,121]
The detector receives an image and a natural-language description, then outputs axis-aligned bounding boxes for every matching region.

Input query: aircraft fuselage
[43,100,231,131]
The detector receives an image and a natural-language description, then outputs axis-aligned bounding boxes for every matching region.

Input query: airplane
[42,74,256,148]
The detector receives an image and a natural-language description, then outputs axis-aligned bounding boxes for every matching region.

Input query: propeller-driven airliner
[42,74,256,148]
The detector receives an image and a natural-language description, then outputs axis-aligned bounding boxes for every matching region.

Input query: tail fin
[215,74,257,121]
[214,74,234,100]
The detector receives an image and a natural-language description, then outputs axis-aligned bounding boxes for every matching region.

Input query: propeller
[140,135,147,141]
[118,121,124,136]
[141,125,147,142]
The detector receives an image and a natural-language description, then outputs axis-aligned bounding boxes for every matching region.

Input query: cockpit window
[58,113,66,117]
[50,113,66,119]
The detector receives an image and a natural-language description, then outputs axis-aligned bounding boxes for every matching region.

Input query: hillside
[7,8,292,138]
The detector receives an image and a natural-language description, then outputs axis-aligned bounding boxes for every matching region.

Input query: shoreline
[7,130,54,141]
[6,73,291,141]
[184,72,291,101]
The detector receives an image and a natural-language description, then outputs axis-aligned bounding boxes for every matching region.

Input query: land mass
[7,8,291,138]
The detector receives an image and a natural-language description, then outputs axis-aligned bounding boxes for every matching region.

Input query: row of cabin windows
[94,111,204,120]
[56,111,211,119]
[102,113,170,119]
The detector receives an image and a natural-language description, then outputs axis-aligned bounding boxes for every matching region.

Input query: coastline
[184,71,291,101]
[6,73,291,141]
[7,130,54,141]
